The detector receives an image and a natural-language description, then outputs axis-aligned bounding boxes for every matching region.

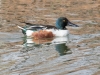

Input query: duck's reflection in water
[23,36,72,56]
[24,36,69,45]
[55,43,71,56]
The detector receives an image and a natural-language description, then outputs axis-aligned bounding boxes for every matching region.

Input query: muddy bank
[0,0,100,32]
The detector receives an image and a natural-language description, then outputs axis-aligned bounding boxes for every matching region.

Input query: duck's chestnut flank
[32,30,54,39]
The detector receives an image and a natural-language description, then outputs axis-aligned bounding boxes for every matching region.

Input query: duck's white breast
[26,30,34,37]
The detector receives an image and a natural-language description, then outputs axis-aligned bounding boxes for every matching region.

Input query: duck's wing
[26,25,46,31]
[25,23,57,29]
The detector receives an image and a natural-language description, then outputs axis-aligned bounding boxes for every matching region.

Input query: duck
[18,17,79,39]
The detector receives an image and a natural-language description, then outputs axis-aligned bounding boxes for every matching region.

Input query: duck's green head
[56,17,68,29]
[56,17,79,29]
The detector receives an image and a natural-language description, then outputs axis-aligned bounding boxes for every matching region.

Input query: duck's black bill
[68,21,79,27]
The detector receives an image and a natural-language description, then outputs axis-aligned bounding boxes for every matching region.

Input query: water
[0,32,23,43]
[55,43,71,56]
[0,32,100,75]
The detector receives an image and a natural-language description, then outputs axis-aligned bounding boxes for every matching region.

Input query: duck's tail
[17,26,26,30]
[17,26,26,34]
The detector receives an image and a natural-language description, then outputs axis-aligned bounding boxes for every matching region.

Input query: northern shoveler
[18,17,79,38]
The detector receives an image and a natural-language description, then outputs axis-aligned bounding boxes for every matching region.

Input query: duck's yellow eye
[63,20,66,22]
